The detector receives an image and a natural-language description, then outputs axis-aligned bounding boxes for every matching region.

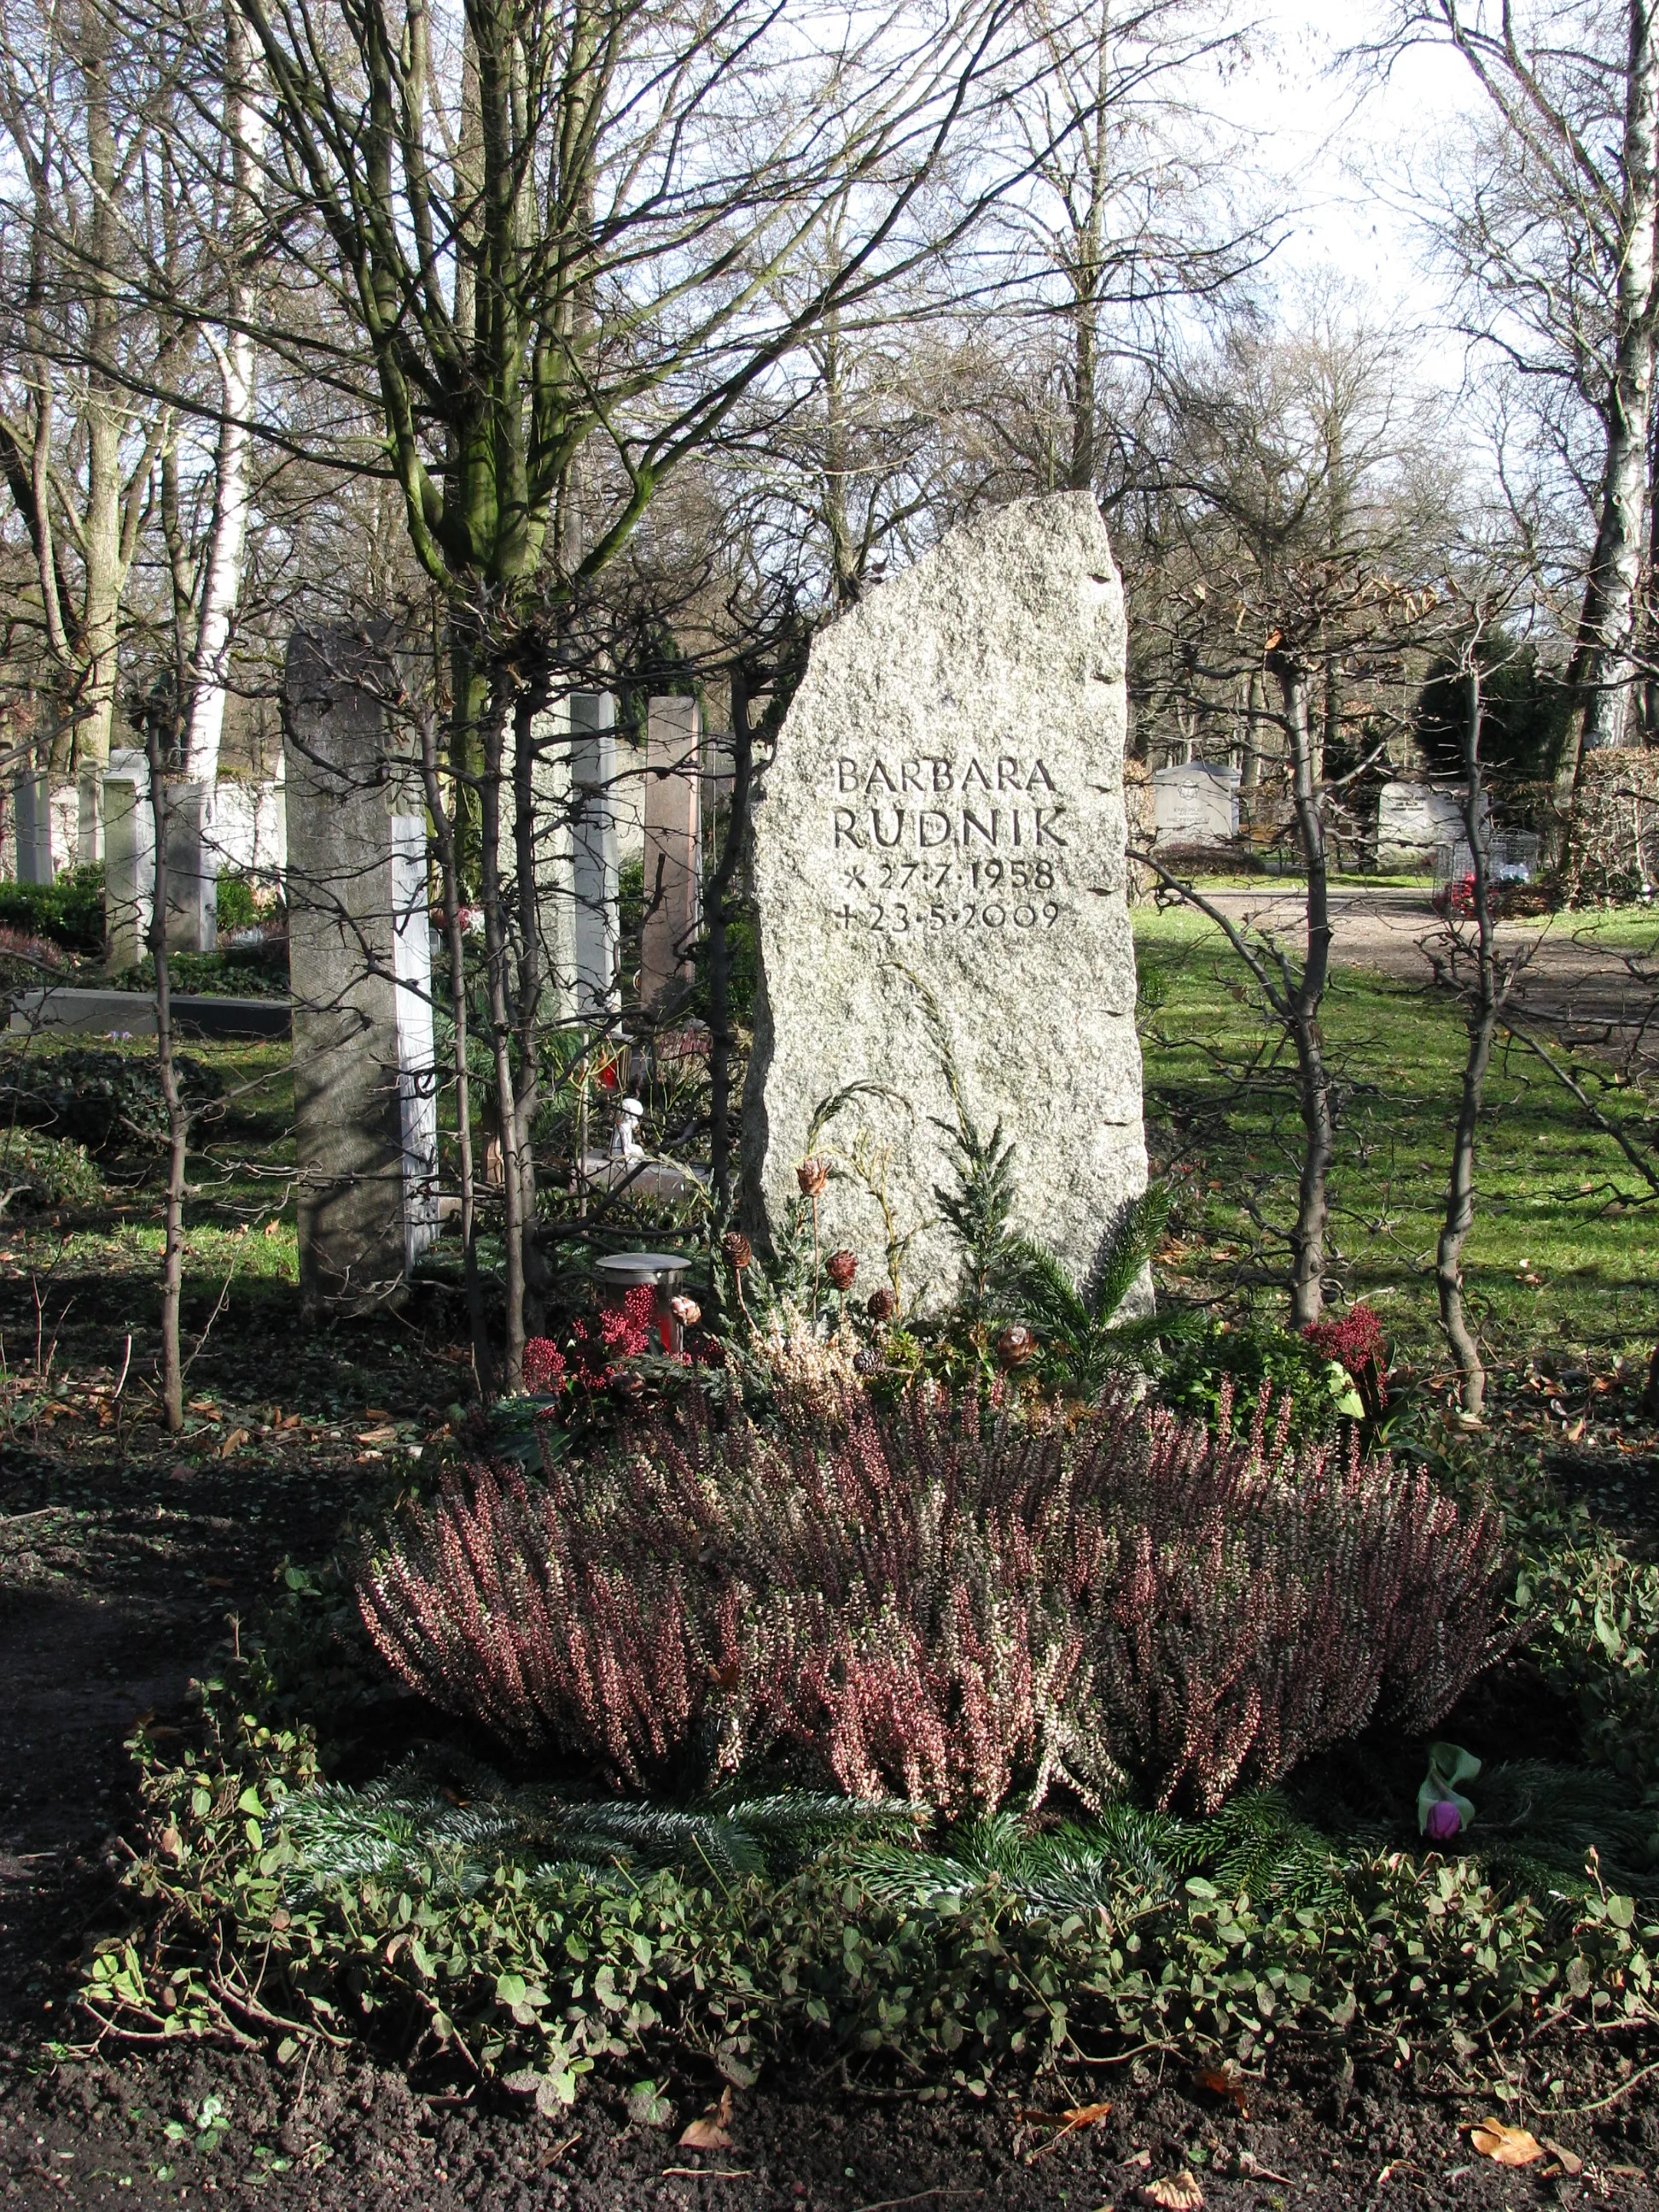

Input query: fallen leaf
[1125,2149,1152,2169]
[1470,2120,1543,2168]
[1018,2101,1113,2164]
[1236,2151,1293,2185]
[356,1425,399,1446]
[1141,2174,1203,2210]
[678,2086,733,2151]
[218,1427,251,1458]
[201,1575,233,1590]
[1196,2062,1249,2115]
[263,1220,282,1237]
[1541,2140,1582,2177]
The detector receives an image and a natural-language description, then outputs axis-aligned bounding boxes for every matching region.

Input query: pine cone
[825,1249,858,1292]
[865,1287,897,1324]
[996,1324,1037,1371]
[721,1231,753,1271]
[796,1157,830,1197]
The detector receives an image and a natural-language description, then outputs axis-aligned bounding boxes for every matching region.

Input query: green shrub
[1157,1317,1365,1442]
[215,871,259,934]
[0,1126,102,1208]
[0,1045,222,1152]
[1521,1529,1659,1790]
[81,1684,1659,2111]
[125,943,289,999]
[0,864,104,954]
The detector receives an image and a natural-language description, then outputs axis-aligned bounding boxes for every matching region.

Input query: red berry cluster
[1301,1301,1388,1385]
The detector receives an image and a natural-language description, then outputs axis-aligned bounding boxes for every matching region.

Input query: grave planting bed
[1,958,1658,2208]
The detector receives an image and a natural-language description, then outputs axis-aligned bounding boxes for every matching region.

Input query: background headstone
[162,782,218,953]
[570,690,620,1016]
[640,695,701,1009]
[742,491,1147,1307]
[1152,761,1239,847]
[1376,780,1487,870]
[210,771,288,882]
[283,627,438,1316]
[515,702,579,1020]
[103,751,154,971]
[12,771,52,884]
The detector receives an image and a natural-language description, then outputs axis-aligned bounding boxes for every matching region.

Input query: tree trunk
[147,737,186,1433]
[1436,661,1499,1419]
[183,0,261,791]
[1241,667,1262,792]
[709,667,757,1208]
[478,693,526,1391]
[416,690,491,1395]
[1563,0,1659,784]
[510,679,550,1334]
[1279,660,1334,1329]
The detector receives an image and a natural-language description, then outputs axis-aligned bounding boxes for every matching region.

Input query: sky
[1221,0,1487,386]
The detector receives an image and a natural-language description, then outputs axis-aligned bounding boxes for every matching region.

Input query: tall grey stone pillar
[162,782,218,953]
[284,628,439,1317]
[640,695,701,1010]
[78,765,105,864]
[104,751,154,971]
[570,690,620,1017]
[13,771,52,884]
[515,703,579,1022]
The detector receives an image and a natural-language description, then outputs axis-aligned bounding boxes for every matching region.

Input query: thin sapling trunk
[1279,659,1335,1328]
[708,666,757,1210]
[147,731,187,1432]
[1435,661,1504,1420]
[413,685,492,1396]
[479,696,526,1391]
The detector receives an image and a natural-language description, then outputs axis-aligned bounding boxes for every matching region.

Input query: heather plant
[358,1385,1512,1815]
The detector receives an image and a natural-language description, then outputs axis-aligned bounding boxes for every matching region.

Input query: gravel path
[1194,886,1659,1063]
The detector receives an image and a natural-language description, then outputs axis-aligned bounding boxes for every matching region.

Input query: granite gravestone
[742,492,1147,1307]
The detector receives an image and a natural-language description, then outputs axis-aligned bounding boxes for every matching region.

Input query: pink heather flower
[1423,1797,1462,1842]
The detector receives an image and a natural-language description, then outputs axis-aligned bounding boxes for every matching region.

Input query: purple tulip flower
[1423,1798,1462,1842]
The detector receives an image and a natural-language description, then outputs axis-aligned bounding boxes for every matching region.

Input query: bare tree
[0,0,188,771]
[1383,0,1659,786]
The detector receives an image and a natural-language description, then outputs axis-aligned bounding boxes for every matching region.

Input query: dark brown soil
[3,1267,1656,2211]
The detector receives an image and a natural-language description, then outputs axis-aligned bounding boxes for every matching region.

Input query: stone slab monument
[103,750,153,970]
[77,764,104,864]
[284,629,438,1317]
[1152,760,1239,847]
[640,695,701,1010]
[570,690,621,1016]
[742,492,1147,1307]
[1376,779,1488,870]
[12,771,52,884]
[162,782,218,953]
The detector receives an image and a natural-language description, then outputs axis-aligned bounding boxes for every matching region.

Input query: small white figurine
[612,1097,646,1162]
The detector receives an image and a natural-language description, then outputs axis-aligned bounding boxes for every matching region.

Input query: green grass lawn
[0,1035,300,1292]
[1134,905,1657,1370]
